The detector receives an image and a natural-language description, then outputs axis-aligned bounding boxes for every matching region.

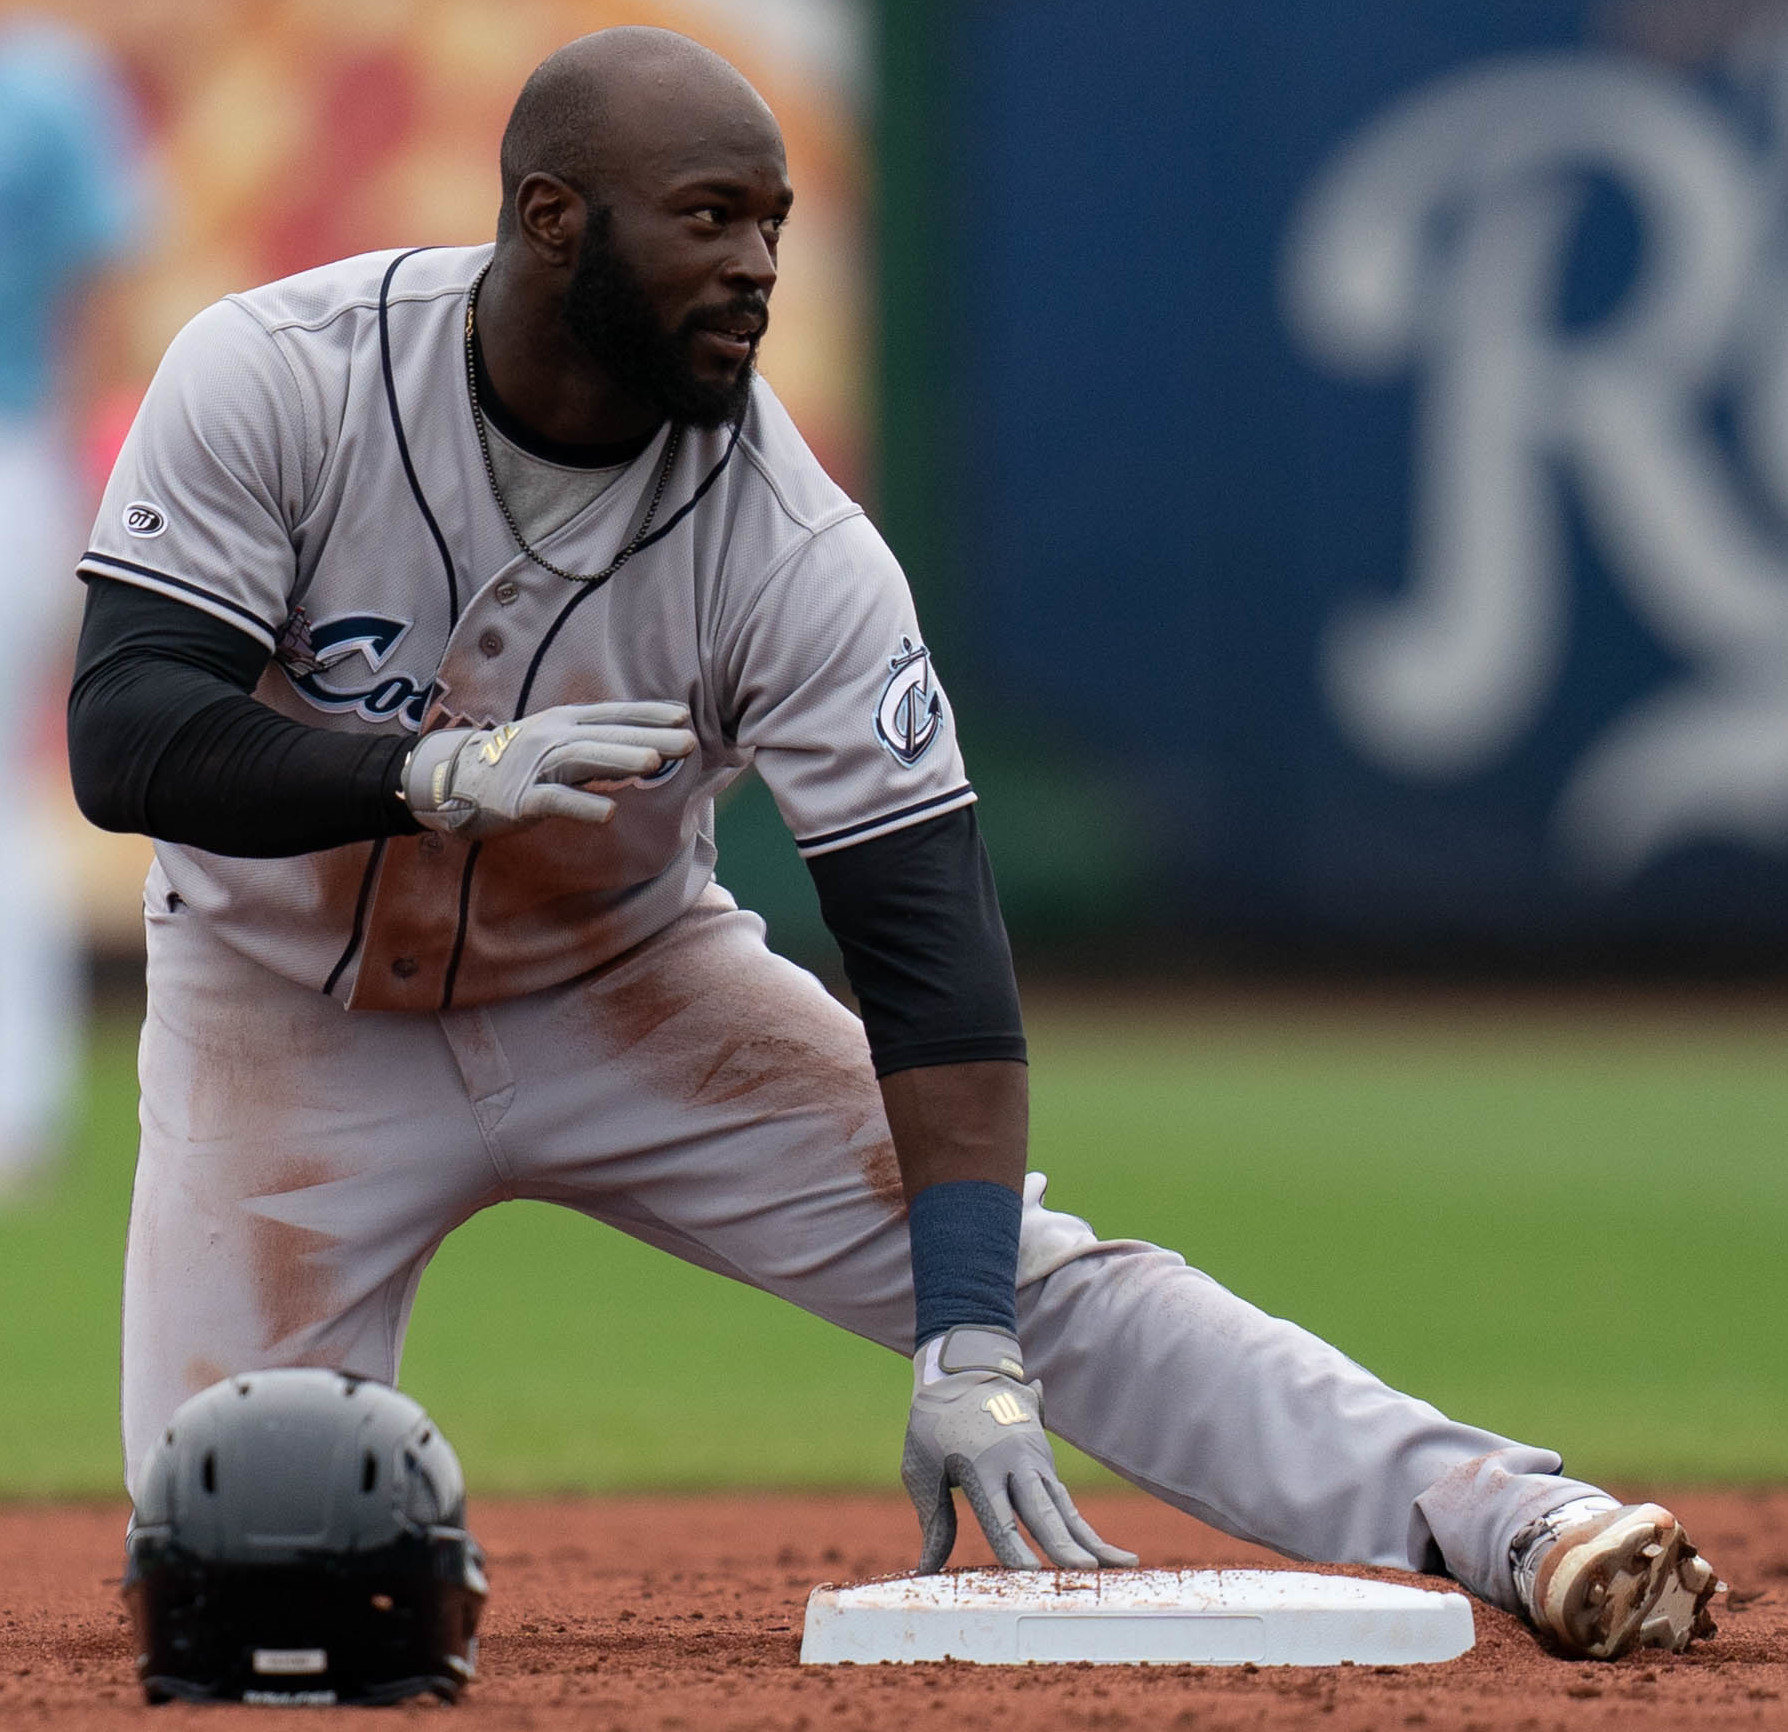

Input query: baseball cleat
[1517,1501,1721,1660]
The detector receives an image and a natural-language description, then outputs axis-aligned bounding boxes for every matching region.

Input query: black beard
[560,207,761,430]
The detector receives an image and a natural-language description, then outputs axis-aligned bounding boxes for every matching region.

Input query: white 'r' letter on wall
[1283,51,1788,881]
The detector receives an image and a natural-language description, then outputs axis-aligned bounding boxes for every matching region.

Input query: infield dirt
[4,1489,1784,1730]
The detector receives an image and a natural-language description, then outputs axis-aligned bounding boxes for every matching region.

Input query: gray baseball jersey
[79,243,972,1011]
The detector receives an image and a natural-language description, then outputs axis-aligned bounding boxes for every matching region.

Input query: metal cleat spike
[1639,1543,1662,1560]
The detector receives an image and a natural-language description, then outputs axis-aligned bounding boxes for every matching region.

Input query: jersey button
[418,833,444,855]
[391,956,419,980]
[494,580,520,605]
[479,630,504,657]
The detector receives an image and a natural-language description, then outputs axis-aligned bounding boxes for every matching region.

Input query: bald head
[499,28,782,227]
[480,28,791,438]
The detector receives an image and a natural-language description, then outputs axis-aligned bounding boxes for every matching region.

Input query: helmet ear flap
[123,1370,486,1705]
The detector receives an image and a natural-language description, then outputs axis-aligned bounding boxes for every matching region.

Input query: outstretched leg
[1008,1183,1588,1611]
[488,889,1666,1626]
[1014,1183,1718,1651]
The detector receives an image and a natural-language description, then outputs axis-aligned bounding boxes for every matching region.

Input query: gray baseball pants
[122,879,1603,1613]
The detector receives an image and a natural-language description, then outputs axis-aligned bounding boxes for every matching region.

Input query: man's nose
[723,226,777,294]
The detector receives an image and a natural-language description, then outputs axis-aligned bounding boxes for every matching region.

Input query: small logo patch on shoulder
[123,501,168,538]
[875,636,944,765]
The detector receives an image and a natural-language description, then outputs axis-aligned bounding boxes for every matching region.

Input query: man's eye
[690,206,726,226]
[764,214,788,235]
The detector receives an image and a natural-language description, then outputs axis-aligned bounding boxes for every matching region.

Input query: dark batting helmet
[123,1369,487,1705]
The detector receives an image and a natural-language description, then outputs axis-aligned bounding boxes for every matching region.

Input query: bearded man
[69,28,1720,1662]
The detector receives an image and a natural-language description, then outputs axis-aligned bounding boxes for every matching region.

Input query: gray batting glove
[401,701,696,840]
[901,1326,1139,1573]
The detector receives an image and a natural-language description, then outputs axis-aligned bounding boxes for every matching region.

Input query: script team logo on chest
[276,609,431,730]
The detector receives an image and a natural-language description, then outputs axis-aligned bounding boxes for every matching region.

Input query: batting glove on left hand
[901,1326,1139,1573]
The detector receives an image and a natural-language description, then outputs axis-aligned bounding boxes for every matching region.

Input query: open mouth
[690,309,767,364]
[695,328,756,362]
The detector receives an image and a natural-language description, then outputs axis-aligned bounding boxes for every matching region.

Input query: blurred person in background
[0,15,143,1196]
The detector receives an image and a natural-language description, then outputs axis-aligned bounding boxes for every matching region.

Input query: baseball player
[70,28,1718,1661]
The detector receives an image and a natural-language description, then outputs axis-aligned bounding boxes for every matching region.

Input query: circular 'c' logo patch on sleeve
[123,502,168,538]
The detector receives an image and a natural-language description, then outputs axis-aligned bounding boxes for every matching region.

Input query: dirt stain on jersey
[183,1357,230,1396]
[559,891,905,1217]
[438,827,656,1012]
[176,988,362,1139]
[243,1157,344,1352]
[1410,1446,1584,1584]
[305,840,380,925]
[856,1136,904,1215]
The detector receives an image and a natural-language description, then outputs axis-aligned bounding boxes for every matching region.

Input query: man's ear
[511,173,584,269]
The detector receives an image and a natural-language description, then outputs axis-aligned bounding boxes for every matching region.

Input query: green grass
[2,1002,1784,1497]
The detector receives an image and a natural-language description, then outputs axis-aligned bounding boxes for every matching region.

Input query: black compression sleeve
[805,806,1027,1077]
[68,577,421,857]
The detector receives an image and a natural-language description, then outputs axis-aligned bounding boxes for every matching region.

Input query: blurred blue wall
[860,0,1788,972]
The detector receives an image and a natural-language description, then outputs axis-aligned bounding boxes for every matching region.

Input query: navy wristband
[908,1178,1022,1347]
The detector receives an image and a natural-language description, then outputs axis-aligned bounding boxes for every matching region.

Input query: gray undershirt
[484,419,631,545]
